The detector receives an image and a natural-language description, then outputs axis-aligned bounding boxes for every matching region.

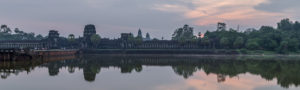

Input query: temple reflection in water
[1,55,300,88]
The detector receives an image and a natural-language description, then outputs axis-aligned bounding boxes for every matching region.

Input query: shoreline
[80,49,300,55]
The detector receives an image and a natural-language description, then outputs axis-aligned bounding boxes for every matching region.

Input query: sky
[0,0,299,39]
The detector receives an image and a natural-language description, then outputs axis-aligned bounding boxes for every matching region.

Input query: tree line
[172,18,300,53]
[0,25,44,40]
[2,18,300,53]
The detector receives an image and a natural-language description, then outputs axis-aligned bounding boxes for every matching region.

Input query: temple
[82,24,97,48]
[0,24,201,50]
[0,30,59,49]
[0,40,42,49]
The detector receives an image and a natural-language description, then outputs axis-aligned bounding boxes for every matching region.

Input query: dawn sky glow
[0,0,299,39]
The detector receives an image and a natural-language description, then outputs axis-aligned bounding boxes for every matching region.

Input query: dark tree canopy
[172,24,196,42]
[197,18,300,53]
[0,25,42,40]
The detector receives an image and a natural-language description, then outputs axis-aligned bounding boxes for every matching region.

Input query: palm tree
[0,25,7,32]
[0,25,11,33]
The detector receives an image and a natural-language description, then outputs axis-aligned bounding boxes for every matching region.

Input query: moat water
[0,55,300,90]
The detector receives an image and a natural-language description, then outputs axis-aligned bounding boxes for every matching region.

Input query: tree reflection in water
[0,55,300,88]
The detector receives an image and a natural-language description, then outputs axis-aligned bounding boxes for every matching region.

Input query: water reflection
[1,55,300,89]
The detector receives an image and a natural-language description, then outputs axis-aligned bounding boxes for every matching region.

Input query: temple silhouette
[0,24,200,49]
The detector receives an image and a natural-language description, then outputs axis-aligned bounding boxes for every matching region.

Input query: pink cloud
[154,0,287,26]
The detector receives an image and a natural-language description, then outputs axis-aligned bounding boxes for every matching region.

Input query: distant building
[49,30,59,38]
[120,33,134,48]
[98,38,121,49]
[136,40,179,49]
[144,32,151,41]
[82,24,96,48]
[137,29,143,39]
[84,24,96,39]
[121,33,133,41]
[0,40,43,49]
[47,30,60,49]
[68,34,75,40]
[0,30,60,49]
[137,29,151,41]
[135,40,198,49]
[217,22,226,31]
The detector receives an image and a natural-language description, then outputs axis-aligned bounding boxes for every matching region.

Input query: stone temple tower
[83,24,96,48]
[47,30,60,49]
[84,24,96,39]
[137,28,142,38]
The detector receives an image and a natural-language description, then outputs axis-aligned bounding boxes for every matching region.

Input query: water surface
[0,55,300,90]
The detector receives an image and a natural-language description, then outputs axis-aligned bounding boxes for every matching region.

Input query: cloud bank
[0,0,298,39]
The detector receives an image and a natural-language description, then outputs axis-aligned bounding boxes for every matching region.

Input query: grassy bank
[81,49,239,55]
[237,49,300,55]
[80,49,300,55]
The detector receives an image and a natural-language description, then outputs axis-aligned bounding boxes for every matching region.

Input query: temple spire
[137,28,143,38]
